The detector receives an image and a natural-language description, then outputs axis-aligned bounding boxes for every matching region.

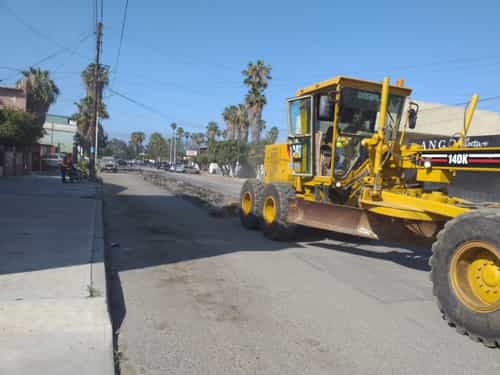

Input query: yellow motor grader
[239,76,500,347]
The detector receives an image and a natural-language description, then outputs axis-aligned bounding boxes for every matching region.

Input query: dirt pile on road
[140,170,239,216]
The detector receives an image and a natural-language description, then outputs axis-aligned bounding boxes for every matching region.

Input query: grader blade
[287,199,381,239]
[286,199,438,245]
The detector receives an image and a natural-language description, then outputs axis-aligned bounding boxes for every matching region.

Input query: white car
[174,164,185,173]
[42,153,64,168]
[99,157,118,173]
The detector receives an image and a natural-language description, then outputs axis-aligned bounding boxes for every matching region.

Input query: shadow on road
[307,240,431,271]
[102,178,435,337]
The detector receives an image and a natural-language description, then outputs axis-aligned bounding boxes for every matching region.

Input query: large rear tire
[260,184,296,241]
[239,179,264,229]
[430,209,500,347]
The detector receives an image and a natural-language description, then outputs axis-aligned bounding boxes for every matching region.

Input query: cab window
[338,87,405,137]
[289,97,311,135]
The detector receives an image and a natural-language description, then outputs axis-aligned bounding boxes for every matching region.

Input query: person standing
[59,156,68,183]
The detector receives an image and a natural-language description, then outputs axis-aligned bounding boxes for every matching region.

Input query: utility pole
[90,21,102,179]
[173,132,177,165]
[168,137,171,164]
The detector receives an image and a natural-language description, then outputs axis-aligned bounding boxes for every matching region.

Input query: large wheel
[239,179,264,229]
[260,184,296,241]
[430,209,500,347]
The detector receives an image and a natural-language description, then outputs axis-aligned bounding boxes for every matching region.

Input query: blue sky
[1,0,499,142]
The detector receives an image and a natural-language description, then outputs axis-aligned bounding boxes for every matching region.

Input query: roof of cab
[295,76,412,97]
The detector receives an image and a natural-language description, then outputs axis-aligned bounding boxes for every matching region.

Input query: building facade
[0,85,27,111]
[40,114,78,153]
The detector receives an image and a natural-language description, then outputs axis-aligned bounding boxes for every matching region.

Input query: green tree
[146,132,168,161]
[130,131,145,157]
[81,63,110,98]
[191,132,205,147]
[194,153,209,170]
[184,131,191,149]
[242,60,272,143]
[222,105,238,140]
[98,125,108,150]
[176,126,185,153]
[206,121,219,142]
[235,104,250,143]
[265,126,279,144]
[170,122,177,134]
[16,67,60,126]
[76,63,110,155]
[208,140,246,176]
[72,96,109,152]
[101,138,129,159]
[0,108,42,146]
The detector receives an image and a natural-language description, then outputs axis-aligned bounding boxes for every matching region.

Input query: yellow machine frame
[253,75,500,345]
[264,76,500,227]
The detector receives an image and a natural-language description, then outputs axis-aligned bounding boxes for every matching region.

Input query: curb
[90,180,115,373]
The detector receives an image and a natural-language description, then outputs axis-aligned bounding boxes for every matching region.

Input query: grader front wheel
[430,209,500,347]
[260,184,296,241]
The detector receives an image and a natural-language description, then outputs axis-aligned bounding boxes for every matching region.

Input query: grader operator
[239,76,500,347]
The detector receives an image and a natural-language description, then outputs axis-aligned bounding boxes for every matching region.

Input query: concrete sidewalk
[0,176,113,374]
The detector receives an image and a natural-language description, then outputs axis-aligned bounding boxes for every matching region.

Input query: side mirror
[318,95,335,122]
[408,102,419,129]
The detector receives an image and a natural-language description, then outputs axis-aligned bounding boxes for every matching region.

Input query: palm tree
[170,122,177,163]
[242,60,272,143]
[77,63,110,156]
[81,63,110,98]
[72,97,109,151]
[266,126,279,144]
[184,131,191,149]
[176,127,184,139]
[130,131,145,157]
[236,104,250,143]
[176,127,184,158]
[206,121,219,142]
[72,97,93,141]
[222,105,238,140]
[245,90,267,144]
[191,132,205,148]
[16,67,60,125]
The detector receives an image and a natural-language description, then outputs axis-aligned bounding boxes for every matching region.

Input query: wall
[40,116,77,153]
[0,86,27,111]
[409,101,500,137]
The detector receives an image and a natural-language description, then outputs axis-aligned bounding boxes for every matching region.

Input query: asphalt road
[103,172,500,375]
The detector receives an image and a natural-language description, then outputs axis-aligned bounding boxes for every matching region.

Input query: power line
[0,33,92,82]
[108,88,207,130]
[52,33,93,74]
[1,50,66,82]
[419,95,500,113]
[1,1,87,60]
[89,0,95,34]
[110,0,130,89]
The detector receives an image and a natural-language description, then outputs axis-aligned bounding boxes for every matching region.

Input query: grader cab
[239,76,500,347]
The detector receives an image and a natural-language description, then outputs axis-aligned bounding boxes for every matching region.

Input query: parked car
[99,157,118,173]
[116,159,128,167]
[174,164,185,173]
[42,153,64,168]
[185,166,200,174]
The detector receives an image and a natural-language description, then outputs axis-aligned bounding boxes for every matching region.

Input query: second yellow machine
[239,75,500,347]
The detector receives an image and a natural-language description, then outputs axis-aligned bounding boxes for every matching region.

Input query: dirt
[139,170,239,217]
